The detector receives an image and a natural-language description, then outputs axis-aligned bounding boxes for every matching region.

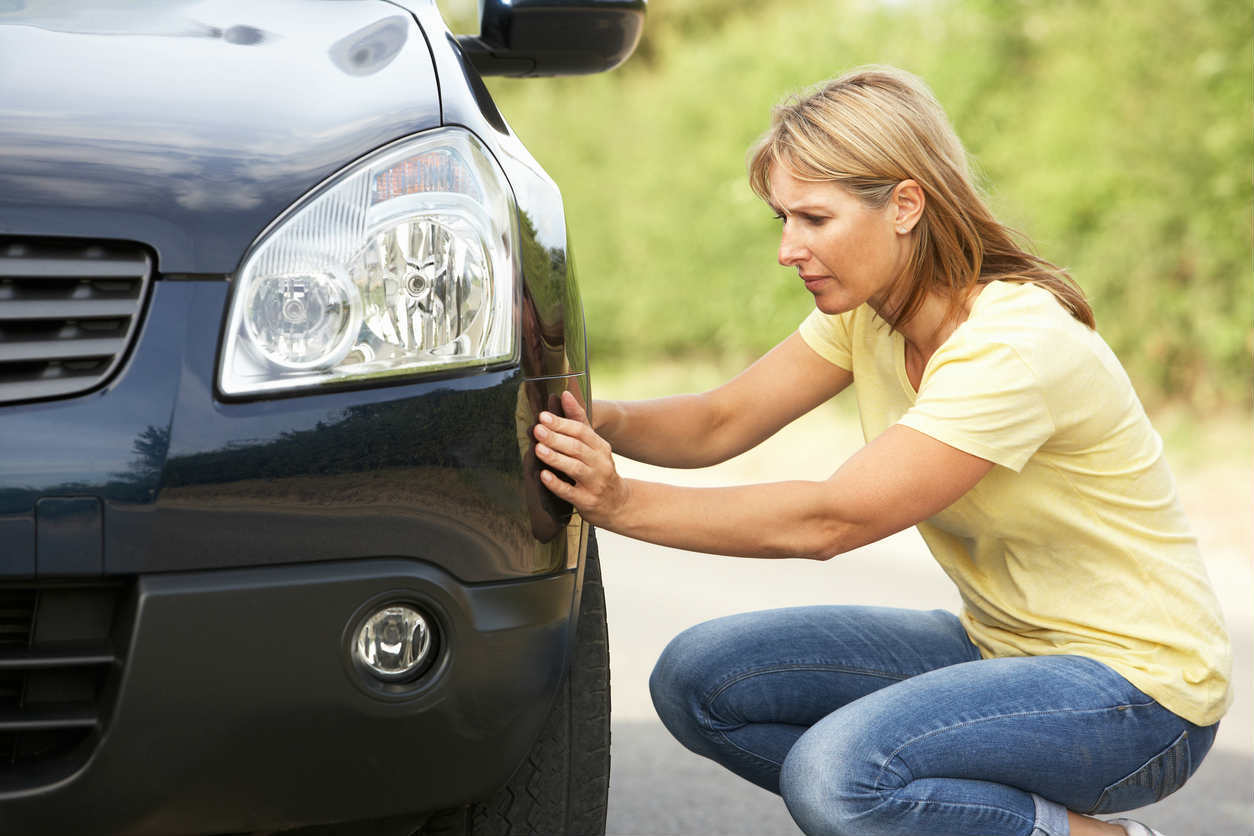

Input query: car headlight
[219,128,518,396]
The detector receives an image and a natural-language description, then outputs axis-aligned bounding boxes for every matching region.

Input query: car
[0,0,644,833]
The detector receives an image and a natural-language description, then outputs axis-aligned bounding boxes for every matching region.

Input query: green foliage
[483,0,1252,409]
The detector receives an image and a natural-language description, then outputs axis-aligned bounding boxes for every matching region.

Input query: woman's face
[769,164,912,316]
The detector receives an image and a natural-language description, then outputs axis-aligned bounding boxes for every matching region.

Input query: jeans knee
[649,624,725,752]
[780,722,902,836]
[647,621,732,752]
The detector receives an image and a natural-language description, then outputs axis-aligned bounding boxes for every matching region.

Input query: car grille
[0,238,153,406]
[0,580,130,775]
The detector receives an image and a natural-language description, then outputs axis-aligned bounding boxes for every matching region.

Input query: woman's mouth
[801,274,829,291]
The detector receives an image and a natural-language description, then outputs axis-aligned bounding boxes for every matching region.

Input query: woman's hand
[533,390,631,528]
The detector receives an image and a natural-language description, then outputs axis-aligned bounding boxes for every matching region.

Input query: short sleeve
[898,340,1055,472]
[798,308,854,371]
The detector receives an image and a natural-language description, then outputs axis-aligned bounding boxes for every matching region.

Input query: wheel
[420,529,611,836]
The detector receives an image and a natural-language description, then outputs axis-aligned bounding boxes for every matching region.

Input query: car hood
[0,0,442,273]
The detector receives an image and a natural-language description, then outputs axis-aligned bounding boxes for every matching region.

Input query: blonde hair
[748,66,1094,329]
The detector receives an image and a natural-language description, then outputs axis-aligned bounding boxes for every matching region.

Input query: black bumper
[0,559,577,835]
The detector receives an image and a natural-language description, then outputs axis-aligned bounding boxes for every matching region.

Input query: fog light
[353,604,433,681]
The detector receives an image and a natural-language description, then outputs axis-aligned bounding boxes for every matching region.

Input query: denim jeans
[649,606,1216,836]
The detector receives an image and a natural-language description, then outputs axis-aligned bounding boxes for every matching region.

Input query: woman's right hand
[534,391,631,528]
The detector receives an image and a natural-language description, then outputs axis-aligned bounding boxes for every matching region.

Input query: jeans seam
[695,665,911,769]
[875,703,1155,796]
[847,789,1038,836]
[703,663,910,716]
[1086,728,1191,814]
[712,728,787,769]
[893,796,1037,825]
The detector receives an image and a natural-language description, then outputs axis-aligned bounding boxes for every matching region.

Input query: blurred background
[442,0,1250,416]
[440,1,1251,832]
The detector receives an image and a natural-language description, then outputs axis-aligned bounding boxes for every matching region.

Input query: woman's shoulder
[956,281,1099,367]
[951,281,1140,411]
[970,280,1079,329]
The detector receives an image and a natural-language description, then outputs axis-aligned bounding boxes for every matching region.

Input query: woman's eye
[801,214,827,226]
[772,212,785,222]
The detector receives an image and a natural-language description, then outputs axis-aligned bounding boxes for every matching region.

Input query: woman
[530,67,1230,836]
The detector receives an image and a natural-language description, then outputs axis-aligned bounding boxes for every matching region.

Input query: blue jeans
[649,606,1216,836]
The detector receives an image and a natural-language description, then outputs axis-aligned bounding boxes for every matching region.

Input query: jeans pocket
[1087,729,1192,815]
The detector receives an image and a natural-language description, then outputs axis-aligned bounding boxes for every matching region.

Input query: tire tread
[421,530,609,836]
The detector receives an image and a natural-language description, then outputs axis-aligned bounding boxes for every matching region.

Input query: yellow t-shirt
[798,280,1232,726]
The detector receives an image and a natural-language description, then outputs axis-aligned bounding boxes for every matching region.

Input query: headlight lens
[219,129,518,396]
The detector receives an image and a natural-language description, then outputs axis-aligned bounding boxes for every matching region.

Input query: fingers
[560,389,589,424]
[537,451,616,519]
[539,468,587,504]
[533,422,589,459]
[535,437,601,512]
[536,390,590,437]
[534,441,589,482]
[533,417,595,486]
[537,408,604,450]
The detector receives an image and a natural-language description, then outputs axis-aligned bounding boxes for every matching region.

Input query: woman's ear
[892,179,925,234]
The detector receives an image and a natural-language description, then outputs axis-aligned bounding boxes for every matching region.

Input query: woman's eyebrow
[772,202,830,215]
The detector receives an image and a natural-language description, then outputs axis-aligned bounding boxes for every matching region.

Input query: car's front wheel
[421,529,611,836]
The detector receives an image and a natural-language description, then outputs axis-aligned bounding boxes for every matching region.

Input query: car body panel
[0,0,441,274]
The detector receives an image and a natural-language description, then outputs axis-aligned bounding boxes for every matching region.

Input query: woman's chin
[813,292,858,316]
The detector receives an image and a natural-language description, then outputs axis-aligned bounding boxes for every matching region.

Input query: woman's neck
[873,283,984,363]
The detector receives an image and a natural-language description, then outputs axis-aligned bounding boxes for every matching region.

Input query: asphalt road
[596,407,1253,836]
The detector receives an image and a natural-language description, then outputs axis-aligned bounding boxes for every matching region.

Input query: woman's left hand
[533,390,630,528]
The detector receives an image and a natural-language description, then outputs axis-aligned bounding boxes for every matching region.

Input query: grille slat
[0,580,128,774]
[0,648,116,670]
[0,705,98,732]
[0,256,150,280]
[0,376,111,404]
[0,338,126,363]
[0,298,142,320]
[0,239,152,405]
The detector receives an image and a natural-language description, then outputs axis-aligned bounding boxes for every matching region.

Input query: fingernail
[539,412,553,424]
[536,444,549,455]
[534,425,547,439]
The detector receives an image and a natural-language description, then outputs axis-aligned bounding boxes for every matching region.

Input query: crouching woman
[531,66,1230,836]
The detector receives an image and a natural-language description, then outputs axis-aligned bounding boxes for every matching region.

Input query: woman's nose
[778,229,806,267]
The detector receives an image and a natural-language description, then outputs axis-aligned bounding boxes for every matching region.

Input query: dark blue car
[0,1,643,833]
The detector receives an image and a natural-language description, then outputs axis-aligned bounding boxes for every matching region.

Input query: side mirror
[457,0,646,77]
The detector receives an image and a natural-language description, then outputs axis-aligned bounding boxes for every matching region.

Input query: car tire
[420,528,611,836]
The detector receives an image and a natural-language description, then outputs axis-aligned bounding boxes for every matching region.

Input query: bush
[484,0,1252,410]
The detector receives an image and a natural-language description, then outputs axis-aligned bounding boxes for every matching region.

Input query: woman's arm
[535,391,994,559]
[592,332,852,468]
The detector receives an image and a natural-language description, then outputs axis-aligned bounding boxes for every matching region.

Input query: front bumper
[0,559,577,835]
